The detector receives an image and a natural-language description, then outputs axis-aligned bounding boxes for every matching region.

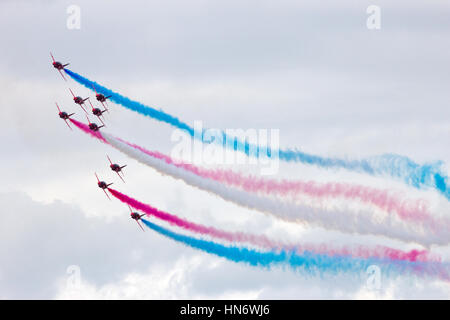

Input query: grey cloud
[0,0,449,299]
[0,192,188,298]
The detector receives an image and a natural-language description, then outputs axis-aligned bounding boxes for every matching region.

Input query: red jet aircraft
[86,115,104,132]
[89,100,107,126]
[128,205,145,231]
[95,173,113,200]
[107,155,127,183]
[50,52,69,81]
[69,88,89,114]
[56,102,74,130]
[92,84,112,108]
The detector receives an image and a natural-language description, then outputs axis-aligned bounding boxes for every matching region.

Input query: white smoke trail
[101,132,448,246]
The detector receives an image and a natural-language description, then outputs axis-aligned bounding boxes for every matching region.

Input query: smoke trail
[125,139,432,223]
[109,187,437,263]
[65,69,193,135]
[64,69,449,200]
[141,219,449,280]
[69,118,450,245]
[69,118,434,225]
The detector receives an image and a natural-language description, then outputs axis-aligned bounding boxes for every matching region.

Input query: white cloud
[0,0,449,299]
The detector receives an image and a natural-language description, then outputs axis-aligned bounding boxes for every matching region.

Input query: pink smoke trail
[70,118,107,143]
[120,139,431,223]
[69,118,434,225]
[108,187,438,263]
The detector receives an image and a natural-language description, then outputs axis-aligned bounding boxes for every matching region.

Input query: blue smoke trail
[141,218,422,277]
[65,69,449,200]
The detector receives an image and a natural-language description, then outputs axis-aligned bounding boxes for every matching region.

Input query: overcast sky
[0,0,449,299]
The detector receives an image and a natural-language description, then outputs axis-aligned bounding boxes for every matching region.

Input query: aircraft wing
[58,70,67,81]
[136,220,145,232]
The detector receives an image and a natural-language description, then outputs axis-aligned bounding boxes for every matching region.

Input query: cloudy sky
[0,0,449,299]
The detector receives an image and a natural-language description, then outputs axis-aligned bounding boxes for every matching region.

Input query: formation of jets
[52,52,144,231]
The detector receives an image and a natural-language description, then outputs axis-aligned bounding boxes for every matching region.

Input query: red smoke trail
[108,188,438,263]
[69,118,108,143]
[70,118,434,224]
